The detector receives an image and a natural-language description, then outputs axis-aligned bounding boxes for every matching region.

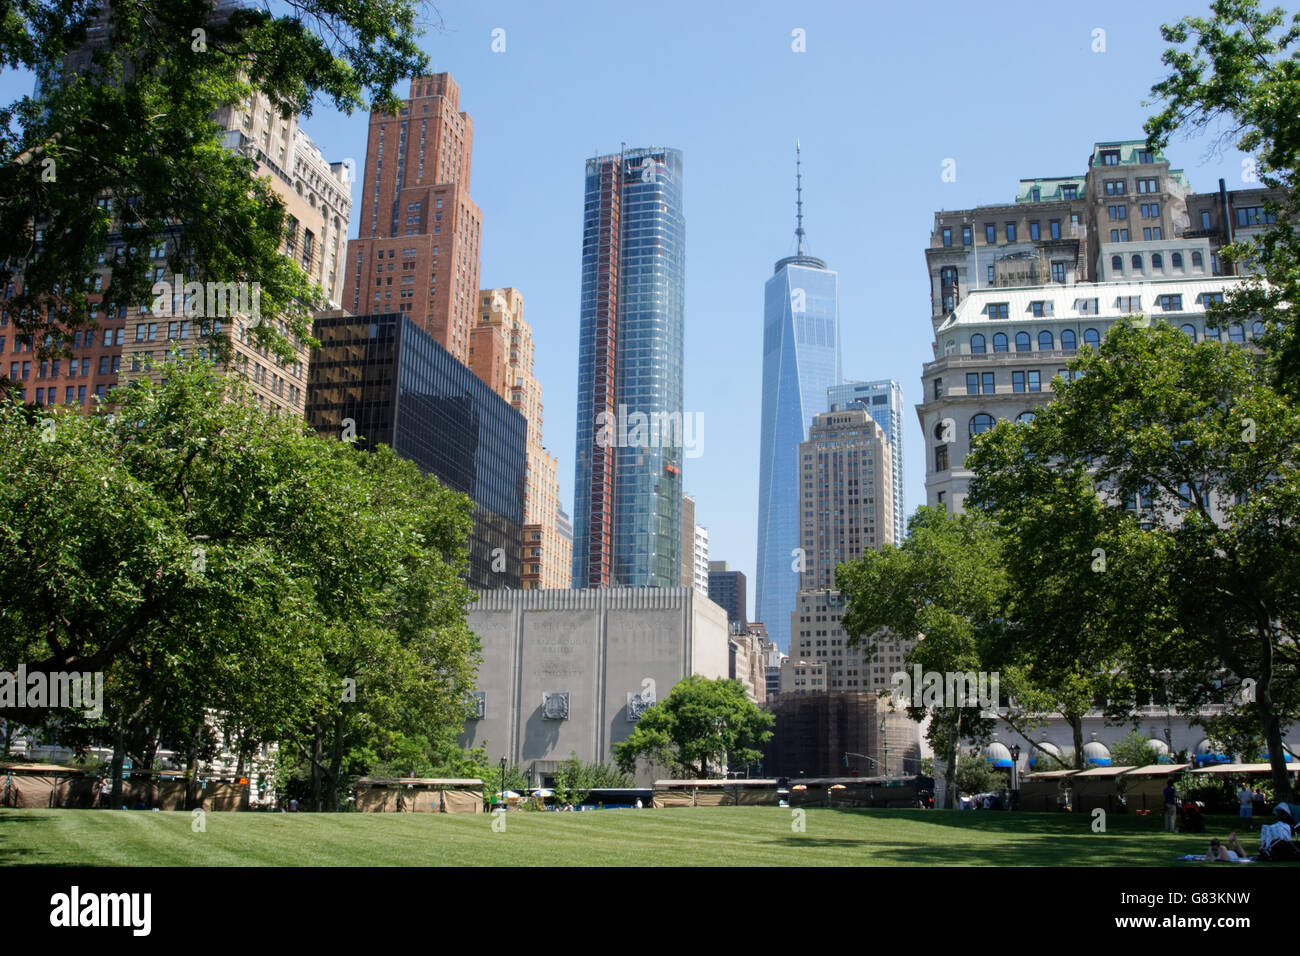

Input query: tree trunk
[310,723,324,812]
[184,725,202,811]
[1257,682,1293,802]
[326,712,346,812]
[1070,714,1084,770]
[109,725,125,808]
[942,714,959,809]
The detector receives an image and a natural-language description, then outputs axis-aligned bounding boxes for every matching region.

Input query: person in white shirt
[1237,784,1254,821]
[1260,802,1295,859]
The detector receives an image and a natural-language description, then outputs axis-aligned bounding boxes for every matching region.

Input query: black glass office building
[306,313,527,589]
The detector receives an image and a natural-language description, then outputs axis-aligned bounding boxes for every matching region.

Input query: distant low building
[707,560,747,630]
[461,588,730,786]
[764,692,920,779]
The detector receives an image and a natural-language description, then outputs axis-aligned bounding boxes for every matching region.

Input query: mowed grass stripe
[0,807,1237,866]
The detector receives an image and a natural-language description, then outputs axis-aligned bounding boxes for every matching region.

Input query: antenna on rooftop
[795,139,806,255]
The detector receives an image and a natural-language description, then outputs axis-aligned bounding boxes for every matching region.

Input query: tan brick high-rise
[346,74,481,364]
[471,288,570,589]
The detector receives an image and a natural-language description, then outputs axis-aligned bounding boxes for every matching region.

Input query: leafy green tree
[1146,0,1300,391]
[553,753,633,806]
[837,506,1005,807]
[970,321,1300,800]
[969,388,1175,771]
[614,676,773,779]
[0,359,481,808]
[1111,731,1162,769]
[0,0,431,363]
[954,750,1005,798]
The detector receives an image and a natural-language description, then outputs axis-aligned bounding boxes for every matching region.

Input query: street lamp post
[880,716,889,777]
[1009,744,1021,810]
[499,756,506,807]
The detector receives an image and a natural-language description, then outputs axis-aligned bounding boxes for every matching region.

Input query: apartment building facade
[920,139,1283,513]
[826,379,906,545]
[345,74,481,366]
[6,22,350,419]
[471,287,570,589]
[787,408,908,694]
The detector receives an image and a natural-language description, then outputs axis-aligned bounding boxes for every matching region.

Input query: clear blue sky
[2,0,1254,620]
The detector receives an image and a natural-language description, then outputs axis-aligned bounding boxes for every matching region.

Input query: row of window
[963,369,1044,394]
[1107,202,1162,220]
[1110,227,1165,242]
[967,317,1260,356]
[1103,178,1161,195]
[971,329,1091,353]
[8,355,121,380]
[16,385,103,405]
[942,218,1074,247]
[1111,250,1205,273]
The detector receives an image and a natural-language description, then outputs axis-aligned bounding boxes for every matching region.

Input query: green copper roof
[1015,177,1085,203]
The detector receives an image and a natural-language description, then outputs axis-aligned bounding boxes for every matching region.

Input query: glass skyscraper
[827,379,906,546]
[756,148,840,651]
[572,147,686,589]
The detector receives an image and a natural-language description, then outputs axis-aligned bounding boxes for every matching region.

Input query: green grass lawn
[0,807,1265,866]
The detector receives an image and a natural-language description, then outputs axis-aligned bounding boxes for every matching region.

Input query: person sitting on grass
[1259,803,1299,861]
[1206,834,1249,862]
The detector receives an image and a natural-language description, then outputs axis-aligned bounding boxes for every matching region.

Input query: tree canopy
[0,0,434,363]
[614,676,773,779]
[970,321,1300,799]
[1147,0,1300,391]
[0,359,482,808]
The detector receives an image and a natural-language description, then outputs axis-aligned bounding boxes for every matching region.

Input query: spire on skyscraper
[795,140,805,255]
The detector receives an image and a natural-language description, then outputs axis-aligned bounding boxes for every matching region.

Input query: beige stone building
[117,96,351,417]
[787,408,909,695]
[919,139,1286,513]
[10,4,350,419]
[470,287,569,589]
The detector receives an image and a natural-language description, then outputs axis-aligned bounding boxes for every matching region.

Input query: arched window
[1180,324,1197,341]
[970,333,986,354]
[1038,330,1054,350]
[1015,332,1031,352]
[1111,255,1123,274]
[1131,254,1143,270]
[993,332,1008,352]
[1228,323,1245,343]
[1172,252,1183,270]
[1191,251,1204,269]
[1251,320,1266,339]
[969,413,995,436]
[1152,253,1163,270]
[1061,329,1077,350]
[1083,328,1100,348]
[1204,325,1221,341]
[1015,411,1036,424]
